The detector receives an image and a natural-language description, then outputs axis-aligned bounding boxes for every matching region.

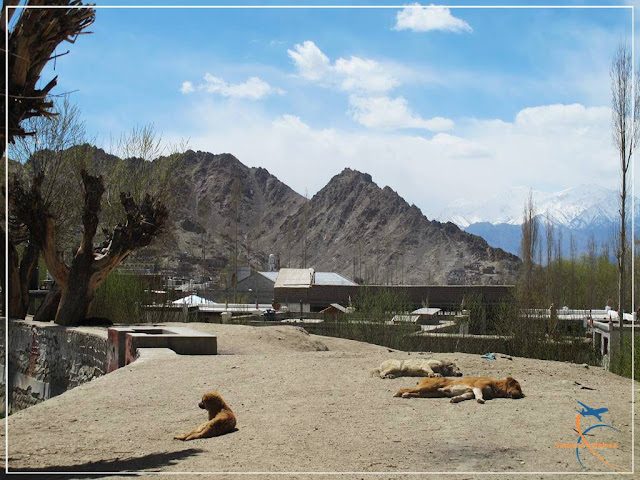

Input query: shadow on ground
[7,447,204,478]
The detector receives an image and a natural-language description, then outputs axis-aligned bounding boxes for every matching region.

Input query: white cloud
[287,40,448,131]
[287,40,331,82]
[334,56,399,93]
[168,102,615,217]
[348,95,454,131]
[288,40,398,94]
[180,81,195,94]
[514,103,610,131]
[458,103,615,194]
[181,74,284,99]
[394,3,473,33]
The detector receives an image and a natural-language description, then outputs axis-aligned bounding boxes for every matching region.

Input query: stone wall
[0,321,5,418]
[2,319,109,413]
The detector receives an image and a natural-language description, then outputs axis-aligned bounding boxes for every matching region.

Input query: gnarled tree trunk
[2,1,95,317]
[10,170,167,326]
[15,237,40,318]
[33,283,61,321]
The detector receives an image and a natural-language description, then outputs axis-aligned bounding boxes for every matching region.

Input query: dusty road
[4,323,639,479]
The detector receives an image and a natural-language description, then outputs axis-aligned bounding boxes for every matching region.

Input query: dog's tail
[371,367,381,377]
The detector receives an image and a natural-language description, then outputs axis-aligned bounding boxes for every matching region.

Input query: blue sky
[28,1,636,218]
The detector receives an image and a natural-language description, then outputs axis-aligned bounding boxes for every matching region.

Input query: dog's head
[198,391,226,414]
[504,377,524,399]
[435,361,463,377]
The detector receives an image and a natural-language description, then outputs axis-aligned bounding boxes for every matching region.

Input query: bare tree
[285,221,292,268]
[554,228,563,305]
[610,42,640,349]
[1,0,94,316]
[545,210,554,304]
[1,1,95,158]
[231,178,242,302]
[32,123,186,322]
[9,171,168,325]
[300,189,310,268]
[519,190,538,306]
[6,98,88,319]
[587,235,597,310]
[11,98,87,244]
[103,124,185,224]
[569,233,577,307]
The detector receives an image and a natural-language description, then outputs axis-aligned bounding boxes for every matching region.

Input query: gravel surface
[4,323,639,479]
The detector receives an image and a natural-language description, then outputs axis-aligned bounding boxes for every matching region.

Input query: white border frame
[3,2,636,477]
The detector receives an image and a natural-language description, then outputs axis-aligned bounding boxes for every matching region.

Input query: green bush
[610,333,640,381]
[307,292,600,365]
[91,273,177,324]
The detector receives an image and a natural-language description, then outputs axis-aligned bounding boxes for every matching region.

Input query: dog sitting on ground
[394,376,524,404]
[372,358,462,379]
[174,391,236,441]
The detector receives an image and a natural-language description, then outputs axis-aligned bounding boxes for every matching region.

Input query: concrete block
[108,326,217,369]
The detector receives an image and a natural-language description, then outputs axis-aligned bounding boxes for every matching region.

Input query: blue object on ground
[481,353,496,360]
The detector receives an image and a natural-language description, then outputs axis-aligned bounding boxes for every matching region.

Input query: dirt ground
[3,322,639,479]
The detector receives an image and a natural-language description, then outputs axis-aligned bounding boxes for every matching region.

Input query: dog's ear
[506,378,521,389]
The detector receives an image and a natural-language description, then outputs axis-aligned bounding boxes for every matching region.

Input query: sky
[28,1,636,219]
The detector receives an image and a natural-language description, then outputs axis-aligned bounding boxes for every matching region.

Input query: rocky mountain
[262,168,520,284]
[130,150,519,284]
[141,150,307,275]
[41,147,520,285]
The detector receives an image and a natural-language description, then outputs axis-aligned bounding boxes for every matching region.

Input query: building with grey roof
[234,268,357,306]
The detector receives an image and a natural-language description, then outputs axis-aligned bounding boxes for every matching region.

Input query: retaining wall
[1,319,109,413]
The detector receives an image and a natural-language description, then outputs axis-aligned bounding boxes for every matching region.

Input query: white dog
[372,358,462,379]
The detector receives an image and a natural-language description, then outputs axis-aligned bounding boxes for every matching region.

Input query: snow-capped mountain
[436,184,640,257]
[437,184,632,229]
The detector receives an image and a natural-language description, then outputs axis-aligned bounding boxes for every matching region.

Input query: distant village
[92,252,513,315]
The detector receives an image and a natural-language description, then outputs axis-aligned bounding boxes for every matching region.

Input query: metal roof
[313,272,357,286]
[274,269,357,288]
[411,308,442,316]
[274,268,314,288]
[172,294,215,305]
[391,314,420,323]
[257,271,279,282]
[329,303,348,313]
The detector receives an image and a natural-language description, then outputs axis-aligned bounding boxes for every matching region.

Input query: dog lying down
[394,376,524,404]
[174,391,236,441]
[372,358,462,379]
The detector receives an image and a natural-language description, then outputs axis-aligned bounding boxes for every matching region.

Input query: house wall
[590,321,620,369]
[2,320,109,413]
[235,274,275,304]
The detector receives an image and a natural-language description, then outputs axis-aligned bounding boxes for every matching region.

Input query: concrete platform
[107,326,217,372]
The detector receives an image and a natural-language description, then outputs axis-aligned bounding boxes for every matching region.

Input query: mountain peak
[335,167,373,184]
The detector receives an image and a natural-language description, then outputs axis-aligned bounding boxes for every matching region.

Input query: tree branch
[1,1,95,151]
[9,173,69,284]
[93,193,168,272]
[79,169,104,255]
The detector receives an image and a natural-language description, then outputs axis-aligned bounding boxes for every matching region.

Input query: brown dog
[174,391,236,441]
[394,376,524,404]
